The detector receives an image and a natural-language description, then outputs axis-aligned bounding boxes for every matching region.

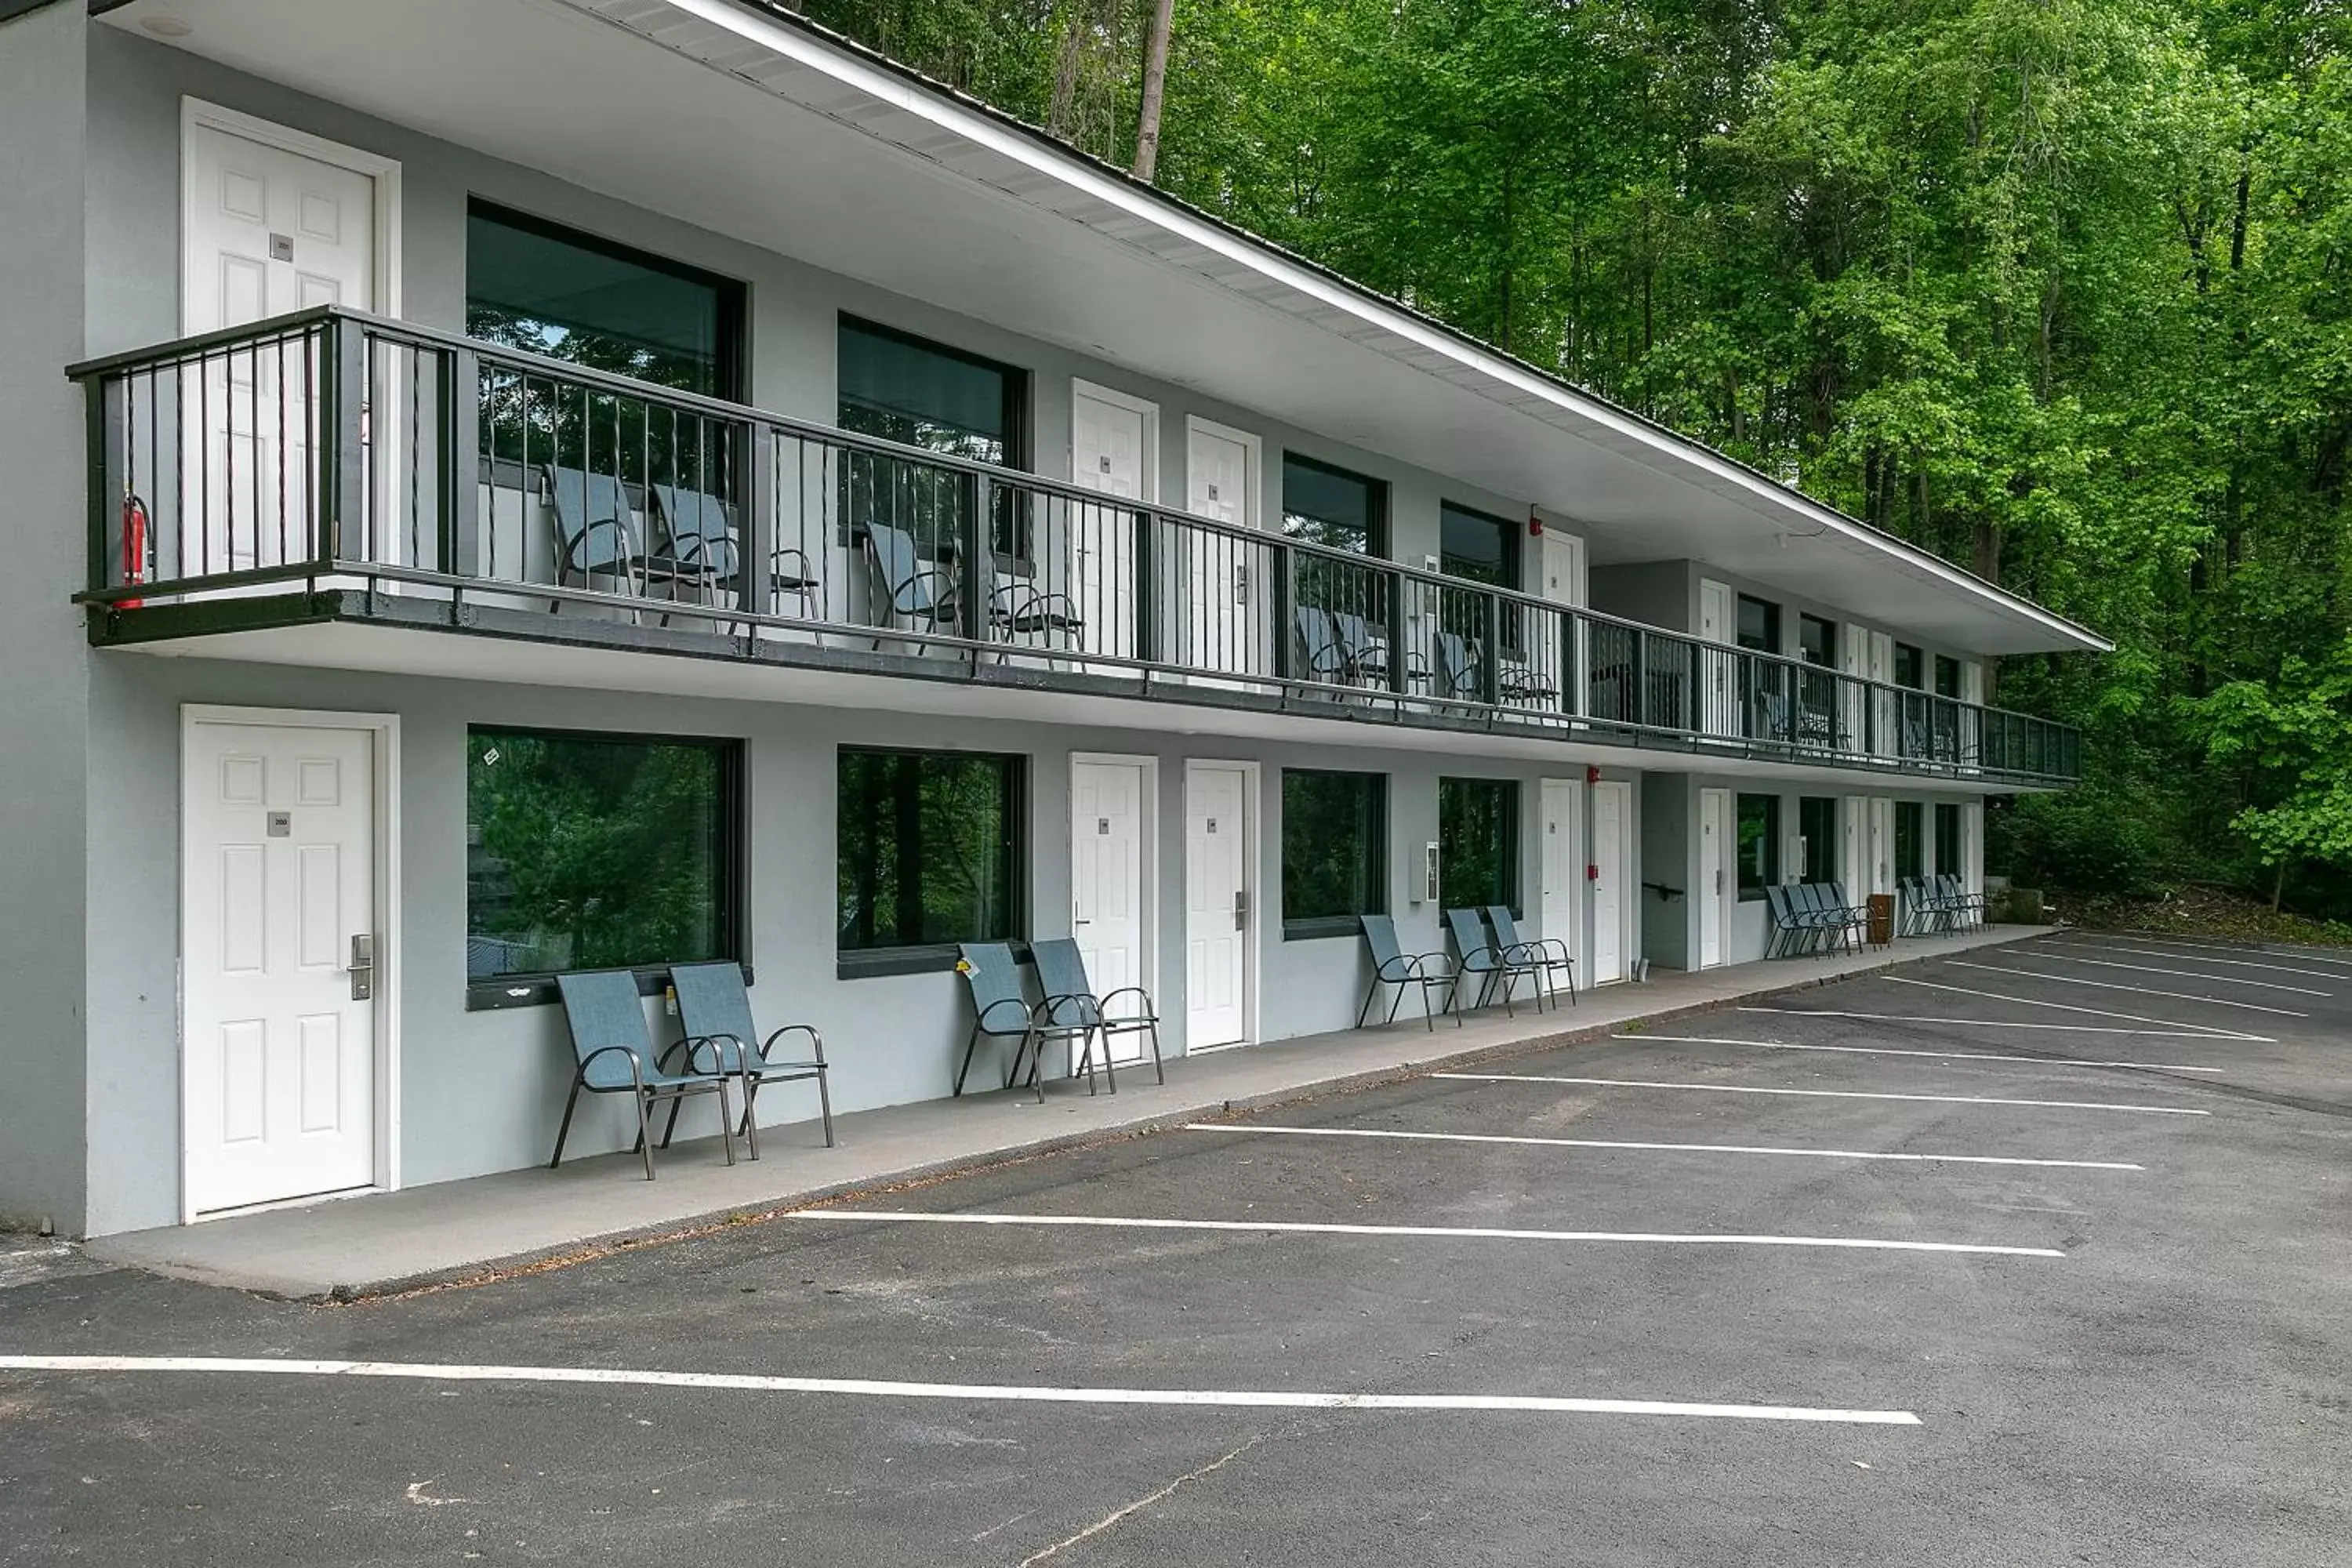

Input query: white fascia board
[626,0,2110,655]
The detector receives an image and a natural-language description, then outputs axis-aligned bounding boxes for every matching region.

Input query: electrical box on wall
[1420,842,1440,905]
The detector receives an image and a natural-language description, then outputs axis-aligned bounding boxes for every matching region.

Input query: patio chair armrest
[1035,992,1103,1028]
[1497,941,1548,967]
[771,546,820,589]
[576,1043,649,1091]
[761,1023,827,1068]
[677,1033,745,1076]
[1094,985,1156,1022]
[1376,953,1430,982]
[892,565,960,617]
[975,996,1036,1034]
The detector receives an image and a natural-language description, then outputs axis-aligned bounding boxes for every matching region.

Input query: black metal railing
[71,307,2082,786]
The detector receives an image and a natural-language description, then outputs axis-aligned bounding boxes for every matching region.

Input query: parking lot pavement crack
[1014,1429,1274,1566]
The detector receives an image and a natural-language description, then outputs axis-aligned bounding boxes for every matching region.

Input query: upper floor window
[837,318,1025,470]
[1282,454,1386,557]
[1439,503,1520,590]
[465,201,743,401]
[1934,655,1962,698]
[1737,594,1780,653]
[837,318,1029,560]
[1798,614,1836,666]
[1893,643,1925,688]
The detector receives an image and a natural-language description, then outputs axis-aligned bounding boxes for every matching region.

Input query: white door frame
[181,98,404,328]
[1589,779,1635,984]
[1183,415,1262,528]
[1537,777,1583,991]
[1183,758,1259,1051]
[180,704,401,1223]
[1068,750,1160,1024]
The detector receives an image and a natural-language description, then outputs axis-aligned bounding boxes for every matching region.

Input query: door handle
[1233,888,1249,931]
[349,933,376,1001]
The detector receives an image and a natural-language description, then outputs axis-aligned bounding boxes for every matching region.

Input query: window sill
[837,943,1001,981]
[464,962,755,1012]
[1282,917,1370,942]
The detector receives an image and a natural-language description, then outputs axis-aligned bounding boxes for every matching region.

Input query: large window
[1798,614,1836,666]
[1282,771,1387,938]
[837,749,1023,959]
[1934,655,1963,698]
[837,318,1029,560]
[1737,793,1779,901]
[1894,643,1926,688]
[466,728,740,994]
[466,201,742,399]
[1439,778,1519,912]
[1439,502,1520,590]
[1798,797,1840,884]
[1737,595,1781,653]
[1896,800,1925,879]
[1282,453,1386,556]
[1935,802,1963,876]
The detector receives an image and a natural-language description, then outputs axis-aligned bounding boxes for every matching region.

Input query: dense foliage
[806,0,2352,912]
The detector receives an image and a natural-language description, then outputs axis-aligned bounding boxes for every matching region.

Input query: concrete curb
[244,941,1982,1304]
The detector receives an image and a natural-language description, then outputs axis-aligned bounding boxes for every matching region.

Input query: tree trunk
[1131,0,1176,183]
[2271,859,2286,913]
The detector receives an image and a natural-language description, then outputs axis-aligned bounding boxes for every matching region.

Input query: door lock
[349,933,376,1001]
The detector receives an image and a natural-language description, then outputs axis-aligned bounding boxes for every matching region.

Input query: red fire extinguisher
[121,493,151,610]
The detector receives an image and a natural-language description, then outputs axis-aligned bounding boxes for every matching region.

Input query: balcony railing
[70,308,2082,786]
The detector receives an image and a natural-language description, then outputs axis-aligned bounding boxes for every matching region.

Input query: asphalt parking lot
[3,931,2347,1566]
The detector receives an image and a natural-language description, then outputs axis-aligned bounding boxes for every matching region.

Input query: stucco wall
[0,2,91,1234]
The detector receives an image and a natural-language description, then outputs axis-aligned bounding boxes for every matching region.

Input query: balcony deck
[72,308,2080,786]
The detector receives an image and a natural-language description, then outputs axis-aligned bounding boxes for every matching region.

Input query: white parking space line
[1187,1123,2144,1171]
[1436,1072,2209,1117]
[2041,941,2343,985]
[2112,932,2352,968]
[1743,1007,2270,1043]
[0,1356,1923,1426]
[1944,960,2307,1017]
[1615,1034,2226,1073]
[796,1209,2065,1258]
[2013,949,2328,996]
[1882,976,2260,1039]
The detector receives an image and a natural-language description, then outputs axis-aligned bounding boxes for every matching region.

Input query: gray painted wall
[0,2,92,1234]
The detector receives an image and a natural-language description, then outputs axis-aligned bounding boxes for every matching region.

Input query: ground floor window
[1896,800,1925,880]
[1282,770,1387,938]
[1737,793,1779,900]
[466,728,740,991]
[837,749,1023,958]
[1935,802,1963,877]
[1438,778,1518,911]
[1798,796,1839,884]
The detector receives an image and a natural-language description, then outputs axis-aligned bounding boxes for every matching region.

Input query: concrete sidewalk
[87,927,2038,1299]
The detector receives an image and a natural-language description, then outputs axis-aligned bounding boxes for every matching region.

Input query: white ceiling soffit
[100,0,2107,655]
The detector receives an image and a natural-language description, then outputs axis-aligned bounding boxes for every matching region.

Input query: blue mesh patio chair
[546,466,648,600]
[973,546,1084,650]
[668,960,833,1151]
[1432,631,1481,703]
[551,970,736,1181]
[1486,906,1574,1004]
[1358,913,1458,1031]
[1294,604,1346,684]
[954,942,1091,1104]
[1027,938,1163,1094]
[862,520,960,641]
[1443,906,1538,1016]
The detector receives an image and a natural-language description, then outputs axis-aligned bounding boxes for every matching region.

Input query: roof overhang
[98,0,2107,655]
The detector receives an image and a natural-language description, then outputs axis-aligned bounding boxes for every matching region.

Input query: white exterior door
[1697,578,1737,739]
[1867,630,1896,759]
[1182,419,1261,677]
[1838,625,1870,757]
[1072,759,1149,1065]
[1842,796,1867,900]
[1541,532,1589,717]
[1539,778,1582,992]
[1185,763,1252,1048]
[183,718,379,1216]
[1697,786,1731,968]
[1070,384,1152,662]
[183,118,379,576]
[1962,800,1985,898]
[1590,781,1631,983]
[1868,796,1896,894]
